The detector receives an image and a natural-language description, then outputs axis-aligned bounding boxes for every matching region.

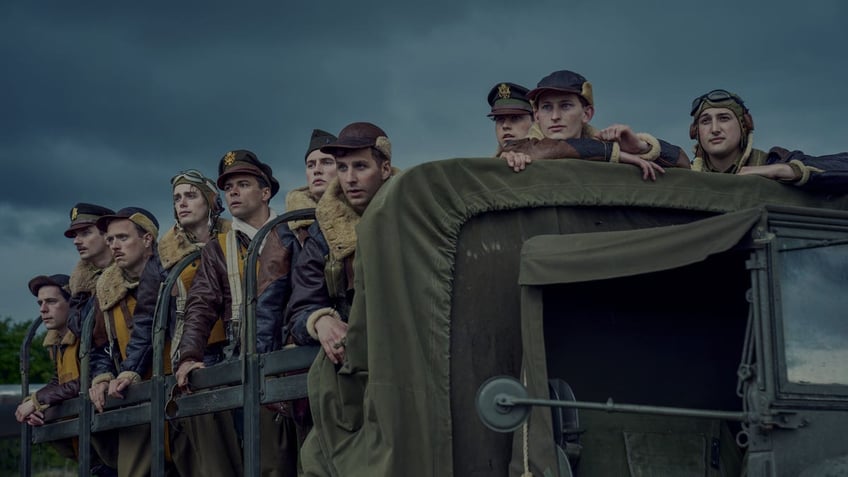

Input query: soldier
[15,275,83,461]
[487,82,534,152]
[689,89,848,192]
[285,129,338,245]
[87,207,162,477]
[500,69,690,179]
[64,203,115,338]
[173,150,298,476]
[287,122,398,364]
[62,203,120,473]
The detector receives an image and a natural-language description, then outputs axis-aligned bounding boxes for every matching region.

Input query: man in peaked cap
[500,69,690,180]
[64,203,115,335]
[286,129,339,245]
[487,82,534,151]
[85,207,163,477]
[175,149,300,475]
[689,88,848,193]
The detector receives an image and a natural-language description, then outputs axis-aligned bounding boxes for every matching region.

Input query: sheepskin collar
[158,218,231,269]
[316,179,361,260]
[285,186,318,232]
[315,169,399,260]
[69,260,105,295]
[96,264,139,311]
[42,329,77,347]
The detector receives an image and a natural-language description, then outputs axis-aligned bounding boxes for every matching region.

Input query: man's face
[494,114,533,147]
[223,173,270,221]
[71,225,110,262]
[173,183,210,230]
[37,285,69,332]
[534,92,594,140]
[105,219,150,272]
[335,148,391,214]
[696,107,743,160]
[305,149,337,199]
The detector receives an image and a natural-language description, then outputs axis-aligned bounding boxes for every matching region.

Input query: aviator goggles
[170,169,216,191]
[690,89,746,116]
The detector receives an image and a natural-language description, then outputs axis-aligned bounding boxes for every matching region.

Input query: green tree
[0,316,53,385]
[0,316,70,475]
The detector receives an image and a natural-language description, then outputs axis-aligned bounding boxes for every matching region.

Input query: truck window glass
[780,243,848,385]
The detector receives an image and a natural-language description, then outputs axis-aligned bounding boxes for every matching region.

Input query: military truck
[20,158,848,476]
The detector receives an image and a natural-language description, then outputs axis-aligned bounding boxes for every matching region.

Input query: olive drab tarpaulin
[300,158,848,477]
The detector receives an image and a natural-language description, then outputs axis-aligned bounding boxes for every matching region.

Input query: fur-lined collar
[96,264,139,311]
[316,179,361,260]
[285,186,318,231]
[69,260,105,295]
[315,168,399,259]
[42,329,77,347]
[158,218,231,269]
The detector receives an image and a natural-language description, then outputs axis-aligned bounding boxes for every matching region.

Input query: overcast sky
[2,1,846,322]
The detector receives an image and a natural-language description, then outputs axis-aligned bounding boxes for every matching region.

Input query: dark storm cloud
[2,0,847,321]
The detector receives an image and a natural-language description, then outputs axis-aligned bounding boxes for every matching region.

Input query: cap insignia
[497,83,511,99]
[71,207,79,221]
[223,151,237,168]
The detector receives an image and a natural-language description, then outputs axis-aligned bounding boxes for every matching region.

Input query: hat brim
[216,165,280,198]
[319,138,376,155]
[95,214,131,233]
[64,222,96,238]
[488,108,534,118]
[28,275,62,296]
[526,86,582,103]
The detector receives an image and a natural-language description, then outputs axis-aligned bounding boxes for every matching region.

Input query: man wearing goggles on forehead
[690,89,848,193]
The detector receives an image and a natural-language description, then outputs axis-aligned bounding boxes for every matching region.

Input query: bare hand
[89,381,110,413]
[15,400,37,423]
[619,152,665,181]
[25,411,45,426]
[595,124,647,155]
[175,360,205,393]
[315,315,349,365]
[738,163,799,181]
[499,151,532,172]
[108,376,133,399]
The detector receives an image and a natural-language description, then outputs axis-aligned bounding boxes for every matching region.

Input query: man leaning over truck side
[500,69,691,180]
[689,88,848,194]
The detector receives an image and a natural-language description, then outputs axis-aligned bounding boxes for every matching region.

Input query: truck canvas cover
[300,158,848,477]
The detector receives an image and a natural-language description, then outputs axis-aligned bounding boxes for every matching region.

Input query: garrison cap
[487,82,533,117]
[96,207,159,238]
[64,203,115,238]
[321,122,391,161]
[527,70,594,107]
[305,129,338,161]
[28,274,71,300]
[216,149,280,198]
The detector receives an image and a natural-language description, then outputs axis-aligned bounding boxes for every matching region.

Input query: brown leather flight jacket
[176,224,297,366]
